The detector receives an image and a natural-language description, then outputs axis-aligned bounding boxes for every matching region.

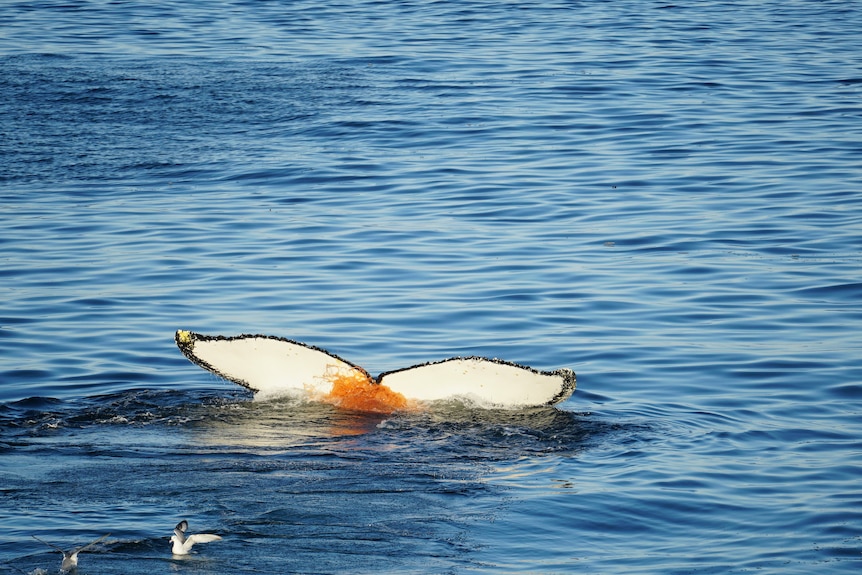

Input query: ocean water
[2,1,861,573]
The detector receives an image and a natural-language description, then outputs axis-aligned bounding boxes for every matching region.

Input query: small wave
[795,281,862,302]
[0,389,246,437]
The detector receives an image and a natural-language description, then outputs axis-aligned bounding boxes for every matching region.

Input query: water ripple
[2,0,862,573]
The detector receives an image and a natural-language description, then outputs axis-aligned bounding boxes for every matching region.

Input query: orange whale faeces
[323,367,413,414]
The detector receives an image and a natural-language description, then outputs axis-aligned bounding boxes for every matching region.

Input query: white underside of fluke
[175,332,366,397]
[378,359,572,406]
[175,330,575,408]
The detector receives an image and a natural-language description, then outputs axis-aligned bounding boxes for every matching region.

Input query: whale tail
[175,330,575,410]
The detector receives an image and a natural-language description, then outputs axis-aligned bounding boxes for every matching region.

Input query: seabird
[31,533,109,572]
[170,520,222,555]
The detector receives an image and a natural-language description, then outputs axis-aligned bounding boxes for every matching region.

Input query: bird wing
[74,533,110,554]
[174,521,188,543]
[31,535,66,554]
[187,533,222,547]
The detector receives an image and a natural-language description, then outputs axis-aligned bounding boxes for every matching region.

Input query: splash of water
[323,368,415,414]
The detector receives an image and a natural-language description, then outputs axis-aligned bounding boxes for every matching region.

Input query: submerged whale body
[175,330,576,411]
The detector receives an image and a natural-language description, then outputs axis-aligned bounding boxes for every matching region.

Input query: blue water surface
[2,1,861,573]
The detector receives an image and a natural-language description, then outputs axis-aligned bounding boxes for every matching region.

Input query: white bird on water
[31,533,109,572]
[170,520,222,555]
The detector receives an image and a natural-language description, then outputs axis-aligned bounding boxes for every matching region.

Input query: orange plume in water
[323,367,413,414]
